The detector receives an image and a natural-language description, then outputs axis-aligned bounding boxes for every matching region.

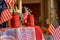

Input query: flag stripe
[48,24,55,35]
[5,9,9,20]
[0,9,12,24]
[1,10,7,23]
[1,13,5,23]
[7,9,12,19]
[3,10,8,20]
[2,10,7,21]
[50,25,55,33]
[1,11,7,22]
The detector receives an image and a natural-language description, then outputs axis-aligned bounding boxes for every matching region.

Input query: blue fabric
[0,22,6,28]
[0,0,3,14]
[47,35,53,40]
[0,0,8,15]
[0,0,8,28]
[53,19,59,28]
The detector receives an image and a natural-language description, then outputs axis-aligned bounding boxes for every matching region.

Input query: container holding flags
[11,14,20,28]
[27,14,34,27]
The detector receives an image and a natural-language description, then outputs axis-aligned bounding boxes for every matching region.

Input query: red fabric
[34,26,42,40]
[23,12,28,24]
[27,14,34,27]
[11,14,20,28]
[25,14,42,40]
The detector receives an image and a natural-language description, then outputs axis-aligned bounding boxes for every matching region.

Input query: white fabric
[42,34,45,40]
[0,28,19,40]
[18,27,36,40]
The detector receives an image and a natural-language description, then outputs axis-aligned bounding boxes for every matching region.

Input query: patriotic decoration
[23,6,29,25]
[0,28,19,40]
[23,12,28,24]
[48,24,55,35]
[53,26,60,40]
[11,14,20,28]
[5,0,16,8]
[48,19,59,35]
[0,28,36,40]
[0,35,15,40]
[0,0,13,24]
[27,14,34,26]
[0,9,12,24]
[48,19,60,40]
[19,27,36,40]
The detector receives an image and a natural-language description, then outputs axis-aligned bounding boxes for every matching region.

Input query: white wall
[22,0,41,4]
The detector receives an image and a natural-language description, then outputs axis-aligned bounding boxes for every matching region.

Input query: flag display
[0,9,12,24]
[48,19,60,35]
[0,0,12,24]
[48,19,60,40]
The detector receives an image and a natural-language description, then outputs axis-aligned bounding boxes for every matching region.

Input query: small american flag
[0,9,12,24]
[48,19,60,40]
[0,0,16,24]
[0,0,12,24]
[48,19,59,35]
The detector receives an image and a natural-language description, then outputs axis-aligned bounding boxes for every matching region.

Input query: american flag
[48,19,60,40]
[0,0,16,24]
[0,0,12,24]
[0,9,12,24]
